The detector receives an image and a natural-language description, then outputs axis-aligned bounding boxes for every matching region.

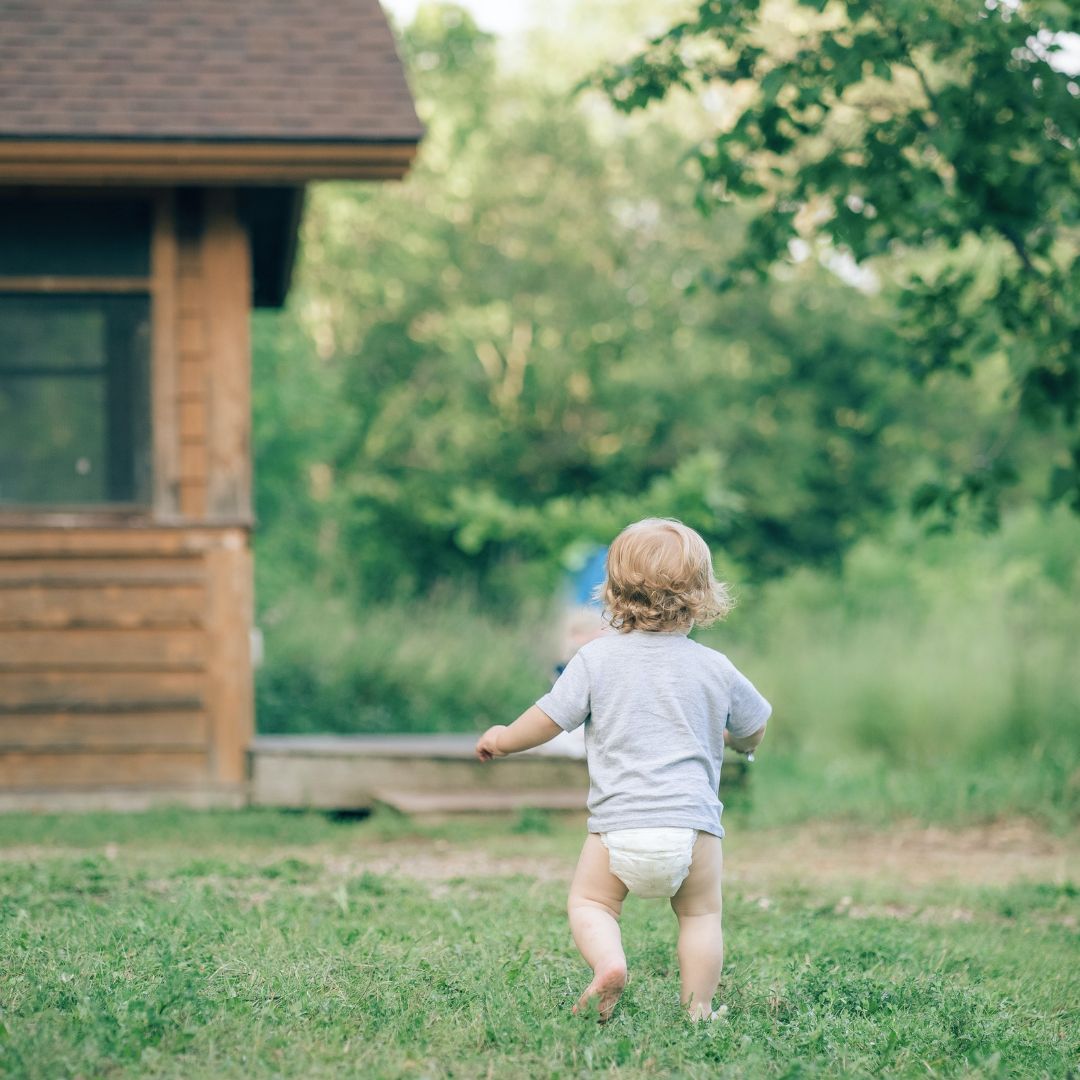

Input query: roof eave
[0,138,421,184]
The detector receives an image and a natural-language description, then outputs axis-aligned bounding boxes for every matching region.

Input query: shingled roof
[0,0,422,144]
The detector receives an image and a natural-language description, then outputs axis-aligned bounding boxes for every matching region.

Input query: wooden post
[151,190,180,517]
[204,530,254,787]
[202,189,252,523]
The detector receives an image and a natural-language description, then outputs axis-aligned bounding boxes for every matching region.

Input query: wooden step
[248,733,589,810]
[372,788,586,814]
[248,734,749,813]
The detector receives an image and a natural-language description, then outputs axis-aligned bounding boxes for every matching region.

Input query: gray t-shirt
[536,629,771,837]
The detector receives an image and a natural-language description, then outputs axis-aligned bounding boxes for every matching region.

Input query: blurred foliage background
[251,1,1079,826]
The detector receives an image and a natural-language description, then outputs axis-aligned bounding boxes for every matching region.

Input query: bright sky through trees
[382,0,1080,74]
[382,0,536,37]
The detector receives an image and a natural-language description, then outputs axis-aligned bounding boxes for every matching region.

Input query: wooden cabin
[0,0,421,809]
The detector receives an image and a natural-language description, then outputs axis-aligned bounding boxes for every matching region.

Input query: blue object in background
[569,545,608,607]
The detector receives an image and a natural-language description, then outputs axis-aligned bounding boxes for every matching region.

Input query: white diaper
[601,827,697,899]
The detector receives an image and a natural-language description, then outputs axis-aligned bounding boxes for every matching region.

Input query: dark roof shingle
[0,0,422,142]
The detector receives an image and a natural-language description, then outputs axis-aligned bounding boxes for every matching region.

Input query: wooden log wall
[0,187,256,809]
[0,527,252,805]
[166,188,252,523]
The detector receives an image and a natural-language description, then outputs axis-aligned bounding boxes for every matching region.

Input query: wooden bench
[249,733,749,815]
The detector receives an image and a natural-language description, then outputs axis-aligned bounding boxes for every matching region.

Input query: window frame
[0,189,173,523]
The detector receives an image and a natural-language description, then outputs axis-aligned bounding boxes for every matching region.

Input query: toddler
[476,518,770,1022]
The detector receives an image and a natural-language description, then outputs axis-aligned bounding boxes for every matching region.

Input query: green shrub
[255,592,551,734]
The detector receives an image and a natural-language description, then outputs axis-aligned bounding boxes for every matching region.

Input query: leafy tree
[586,0,1080,525]
[252,3,1033,611]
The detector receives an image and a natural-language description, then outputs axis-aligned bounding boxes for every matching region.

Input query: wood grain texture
[0,558,203,583]
[175,209,208,519]
[179,443,208,484]
[0,628,206,669]
[0,583,204,628]
[0,527,237,557]
[0,750,208,788]
[0,670,205,710]
[202,190,252,521]
[179,399,207,443]
[177,313,207,358]
[151,190,180,518]
[204,536,254,785]
[0,711,208,750]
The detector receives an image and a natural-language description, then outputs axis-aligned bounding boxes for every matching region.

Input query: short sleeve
[726,665,772,737]
[535,651,591,733]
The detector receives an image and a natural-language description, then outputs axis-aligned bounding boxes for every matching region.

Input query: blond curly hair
[599,518,733,633]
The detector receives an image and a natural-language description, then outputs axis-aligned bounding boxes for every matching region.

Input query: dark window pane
[0,295,151,505]
[0,197,151,277]
[1,299,106,371]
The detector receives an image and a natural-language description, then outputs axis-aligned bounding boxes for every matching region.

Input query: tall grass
[705,507,1080,826]
[255,591,553,735]
[1,812,1076,1079]
[255,507,1080,823]
[709,507,1080,759]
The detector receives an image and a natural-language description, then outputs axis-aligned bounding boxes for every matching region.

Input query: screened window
[0,295,151,505]
[0,196,153,508]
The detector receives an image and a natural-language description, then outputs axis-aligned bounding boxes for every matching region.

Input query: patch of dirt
[321,844,570,885]
[724,819,1076,889]
[0,820,1072,897]
[312,820,1076,892]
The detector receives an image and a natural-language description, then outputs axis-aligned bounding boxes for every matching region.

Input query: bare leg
[567,833,629,1021]
[670,832,724,1020]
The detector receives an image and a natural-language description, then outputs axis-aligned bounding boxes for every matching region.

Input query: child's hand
[723,728,753,755]
[724,724,766,756]
[475,725,509,761]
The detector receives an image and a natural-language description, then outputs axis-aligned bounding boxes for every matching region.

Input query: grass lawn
[0,808,1076,1079]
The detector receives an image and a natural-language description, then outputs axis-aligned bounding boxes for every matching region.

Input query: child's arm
[724,723,767,754]
[475,705,563,761]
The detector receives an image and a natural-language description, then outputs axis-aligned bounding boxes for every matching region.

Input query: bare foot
[686,1002,727,1022]
[573,963,628,1022]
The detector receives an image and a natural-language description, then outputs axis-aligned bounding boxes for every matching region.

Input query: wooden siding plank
[0,583,204,628]
[0,529,230,557]
[0,628,206,669]
[0,671,205,710]
[0,558,203,583]
[0,751,208,789]
[0,711,209,750]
